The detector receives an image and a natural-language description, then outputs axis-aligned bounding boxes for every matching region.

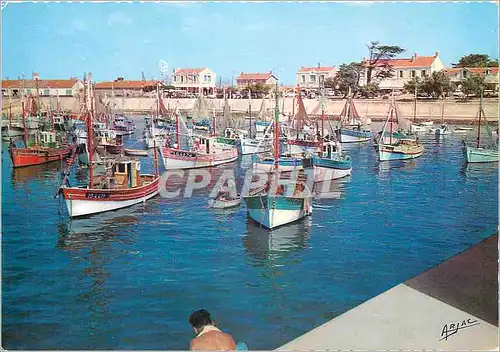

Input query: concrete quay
[277,234,498,351]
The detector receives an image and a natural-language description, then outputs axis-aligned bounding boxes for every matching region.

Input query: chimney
[317,62,321,69]
[434,51,439,57]
[32,72,39,80]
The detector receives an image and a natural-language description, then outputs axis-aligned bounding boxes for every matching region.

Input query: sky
[1,1,499,85]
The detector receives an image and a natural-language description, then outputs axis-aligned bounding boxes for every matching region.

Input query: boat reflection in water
[376,158,418,179]
[243,216,312,266]
[11,160,64,187]
[460,162,498,180]
[312,176,349,200]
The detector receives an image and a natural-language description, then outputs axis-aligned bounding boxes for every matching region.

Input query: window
[310,75,316,83]
[43,89,49,95]
[181,76,184,83]
[421,70,426,77]
[462,70,468,78]
[26,89,32,94]
[204,75,208,82]
[66,89,72,95]
[320,75,325,82]
[173,76,177,82]
[485,69,491,75]
[411,70,416,78]
[301,74,306,82]
[207,75,212,83]
[399,70,403,78]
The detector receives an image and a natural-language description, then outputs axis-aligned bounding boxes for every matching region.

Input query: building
[1,72,84,97]
[236,72,278,89]
[359,52,446,91]
[296,65,337,89]
[94,79,160,97]
[172,68,216,94]
[445,67,499,92]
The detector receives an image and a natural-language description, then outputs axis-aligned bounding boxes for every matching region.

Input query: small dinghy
[124,148,148,157]
[208,190,242,209]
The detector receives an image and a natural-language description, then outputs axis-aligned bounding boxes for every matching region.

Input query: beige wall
[172,69,216,89]
[296,70,336,88]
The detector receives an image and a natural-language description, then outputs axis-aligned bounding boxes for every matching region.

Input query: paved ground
[278,234,498,351]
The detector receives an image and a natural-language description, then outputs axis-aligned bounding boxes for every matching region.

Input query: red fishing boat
[9,102,75,168]
[58,73,161,217]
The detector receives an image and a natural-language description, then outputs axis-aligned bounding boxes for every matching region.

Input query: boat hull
[465,146,499,163]
[160,147,238,170]
[9,145,75,168]
[244,194,312,229]
[236,138,271,155]
[312,156,352,182]
[378,144,424,161]
[208,198,242,209]
[287,139,322,154]
[61,175,160,217]
[103,143,124,155]
[124,148,148,157]
[340,128,373,143]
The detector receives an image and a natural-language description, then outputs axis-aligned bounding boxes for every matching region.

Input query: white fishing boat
[243,82,313,230]
[208,189,242,209]
[124,148,148,157]
[159,110,238,170]
[236,95,272,155]
[435,100,451,135]
[421,121,434,126]
[338,89,373,143]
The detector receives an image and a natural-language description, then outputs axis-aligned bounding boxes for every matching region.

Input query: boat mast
[346,87,352,126]
[413,84,417,123]
[441,98,445,124]
[274,81,280,170]
[22,102,28,147]
[248,89,252,138]
[212,106,216,137]
[9,103,12,127]
[389,97,394,145]
[176,110,180,149]
[87,73,95,189]
[296,84,300,140]
[153,139,159,177]
[477,87,483,148]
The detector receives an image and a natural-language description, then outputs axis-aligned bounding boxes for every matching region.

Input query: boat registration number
[85,192,110,199]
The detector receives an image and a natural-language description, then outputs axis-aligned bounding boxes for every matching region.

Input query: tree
[422,71,452,99]
[365,41,405,84]
[460,74,485,98]
[324,77,336,89]
[333,62,364,97]
[453,54,499,68]
[403,77,424,95]
[246,83,271,95]
[358,82,379,98]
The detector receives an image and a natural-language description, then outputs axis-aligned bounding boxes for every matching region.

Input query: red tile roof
[1,79,80,89]
[298,66,336,73]
[445,67,499,76]
[237,72,276,80]
[364,55,437,68]
[174,68,207,75]
[95,80,159,89]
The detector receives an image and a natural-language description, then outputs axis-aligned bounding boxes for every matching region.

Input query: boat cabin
[111,160,141,189]
[39,131,58,148]
[321,141,342,159]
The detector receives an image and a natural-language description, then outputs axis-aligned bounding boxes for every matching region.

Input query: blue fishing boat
[338,92,373,143]
[378,96,423,162]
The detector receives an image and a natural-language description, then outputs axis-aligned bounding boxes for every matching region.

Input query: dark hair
[189,309,213,329]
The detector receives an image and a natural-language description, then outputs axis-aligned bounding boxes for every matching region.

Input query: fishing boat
[463,89,498,163]
[144,83,171,148]
[214,93,242,146]
[111,115,135,136]
[243,82,313,230]
[124,148,148,157]
[159,109,238,170]
[409,85,429,134]
[237,97,273,155]
[208,190,242,209]
[311,100,352,182]
[58,73,161,217]
[435,100,451,136]
[338,90,373,143]
[378,96,424,161]
[8,102,75,168]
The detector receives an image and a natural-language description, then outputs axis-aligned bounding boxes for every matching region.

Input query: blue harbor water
[2,123,498,350]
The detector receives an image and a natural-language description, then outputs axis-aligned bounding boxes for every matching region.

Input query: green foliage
[365,41,405,84]
[453,54,499,68]
[403,72,451,99]
[460,74,485,98]
[333,62,364,96]
[358,83,379,98]
[245,83,271,94]
[324,77,336,89]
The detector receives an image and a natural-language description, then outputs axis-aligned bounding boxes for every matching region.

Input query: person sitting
[189,310,236,351]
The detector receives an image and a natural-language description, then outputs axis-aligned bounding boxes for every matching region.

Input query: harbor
[2,1,499,350]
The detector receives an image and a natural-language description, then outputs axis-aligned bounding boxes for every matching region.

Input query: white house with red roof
[172,68,216,94]
[95,79,160,96]
[296,65,337,89]
[359,52,446,90]
[445,67,499,92]
[236,72,278,89]
[1,72,83,97]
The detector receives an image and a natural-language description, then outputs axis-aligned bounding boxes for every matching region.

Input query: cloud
[108,12,133,27]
